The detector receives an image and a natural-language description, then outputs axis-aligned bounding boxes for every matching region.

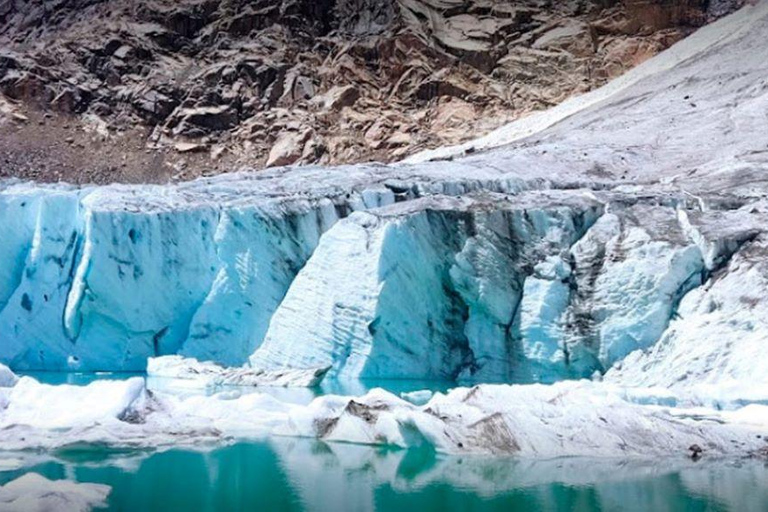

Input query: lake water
[6,373,768,511]
[2,439,768,512]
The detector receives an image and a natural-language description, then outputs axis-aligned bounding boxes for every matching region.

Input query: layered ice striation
[606,204,768,406]
[251,191,603,381]
[251,191,767,382]
[0,163,528,371]
[0,169,766,383]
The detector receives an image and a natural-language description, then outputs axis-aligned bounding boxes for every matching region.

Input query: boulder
[315,85,360,110]
[266,129,313,167]
[171,105,238,135]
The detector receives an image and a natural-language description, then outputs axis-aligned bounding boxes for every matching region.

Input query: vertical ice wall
[0,177,399,370]
[0,186,46,312]
[560,205,706,372]
[179,198,341,366]
[0,188,83,369]
[251,192,605,381]
[605,206,768,401]
[62,192,221,370]
[0,174,764,382]
[251,192,766,383]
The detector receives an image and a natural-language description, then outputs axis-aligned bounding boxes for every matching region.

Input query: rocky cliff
[0,0,744,183]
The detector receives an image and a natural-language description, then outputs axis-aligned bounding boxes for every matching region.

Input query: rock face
[0,0,744,183]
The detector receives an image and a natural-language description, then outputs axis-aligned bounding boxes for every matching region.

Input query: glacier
[0,164,532,371]
[0,1,767,460]
[1,1,767,380]
[250,191,604,381]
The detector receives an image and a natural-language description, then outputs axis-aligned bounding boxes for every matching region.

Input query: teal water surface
[9,373,768,511]
[2,439,768,512]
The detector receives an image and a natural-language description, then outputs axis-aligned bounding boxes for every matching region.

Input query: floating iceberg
[1,373,767,459]
[0,473,111,512]
[0,363,16,388]
[146,355,329,388]
[400,390,434,406]
[284,381,768,458]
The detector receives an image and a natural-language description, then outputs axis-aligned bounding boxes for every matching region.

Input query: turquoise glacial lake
[6,373,768,511]
[3,440,768,512]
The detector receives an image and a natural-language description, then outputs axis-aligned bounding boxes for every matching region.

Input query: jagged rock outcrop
[0,0,744,183]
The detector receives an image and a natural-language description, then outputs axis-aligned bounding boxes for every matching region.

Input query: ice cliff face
[251,191,604,381]
[0,2,767,397]
[0,163,527,371]
[251,193,766,382]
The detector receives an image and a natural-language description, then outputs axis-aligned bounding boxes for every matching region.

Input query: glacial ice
[1,171,766,388]
[0,363,16,388]
[0,473,111,512]
[0,376,145,430]
[607,229,768,407]
[146,355,329,388]
[0,162,532,371]
[251,191,603,381]
[400,389,434,406]
[1,373,766,459]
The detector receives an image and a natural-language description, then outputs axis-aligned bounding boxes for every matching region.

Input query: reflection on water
[2,439,767,512]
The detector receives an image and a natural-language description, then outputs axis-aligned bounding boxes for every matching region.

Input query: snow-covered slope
[405,0,768,164]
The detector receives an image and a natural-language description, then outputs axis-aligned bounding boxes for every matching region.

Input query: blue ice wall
[0,175,397,371]
[0,171,727,381]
